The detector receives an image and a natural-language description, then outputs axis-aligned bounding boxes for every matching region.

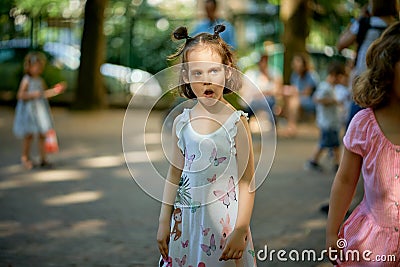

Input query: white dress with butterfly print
[160,108,257,267]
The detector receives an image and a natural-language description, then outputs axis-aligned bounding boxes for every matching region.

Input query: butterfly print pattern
[213,176,237,209]
[181,240,189,248]
[201,225,210,236]
[200,234,216,256]
[175,255,187,267]
[184,147,195,170]
[207,174,216,183]
[209,148,227,166]
[219,213,232,249]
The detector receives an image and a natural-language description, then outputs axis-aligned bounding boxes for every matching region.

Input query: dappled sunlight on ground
[124,150,164,163]
[300,218,327,230]
[0,221,21,237]
[31,169,88,183]
[77,155,125,168]
[47,219,107,238]
[0,169,88,190]
[43,191,104,206]
[110,168,132,180]
[0,220,64,238]
[0,164,24,176]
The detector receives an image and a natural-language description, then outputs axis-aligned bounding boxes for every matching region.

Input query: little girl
[326,21,400,266]
[157,25,257,266]
[13,51,66,169]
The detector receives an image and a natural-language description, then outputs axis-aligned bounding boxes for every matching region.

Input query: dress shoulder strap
[175,108,190,153]
[224,110,248,155]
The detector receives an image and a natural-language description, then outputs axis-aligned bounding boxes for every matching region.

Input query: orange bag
[45,129,59,153]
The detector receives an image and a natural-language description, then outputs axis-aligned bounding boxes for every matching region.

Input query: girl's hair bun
[173,26,191,40]
[213,24,226,36]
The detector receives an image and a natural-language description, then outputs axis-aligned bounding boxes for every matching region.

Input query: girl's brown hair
[23,51,46,75]
[168,25,241,99]
[353,21,400,108]
[371,0,399,17]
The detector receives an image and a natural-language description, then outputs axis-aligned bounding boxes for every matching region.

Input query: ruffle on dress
[175,108,248,155]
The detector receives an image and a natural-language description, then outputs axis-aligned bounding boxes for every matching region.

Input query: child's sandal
[21,156,33,170]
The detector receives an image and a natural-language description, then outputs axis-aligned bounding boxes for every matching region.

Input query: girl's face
[29,62,44,77]
[291,56,304,74]
[185,47,227,104]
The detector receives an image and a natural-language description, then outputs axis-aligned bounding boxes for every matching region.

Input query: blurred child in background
[13,51,66,169]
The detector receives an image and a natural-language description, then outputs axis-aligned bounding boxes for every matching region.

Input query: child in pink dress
[326,21,400,266]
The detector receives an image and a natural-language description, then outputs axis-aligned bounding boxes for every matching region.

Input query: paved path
[0,106,336,267]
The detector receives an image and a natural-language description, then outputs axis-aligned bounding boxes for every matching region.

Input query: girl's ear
[182,69,189,84]
[225,65,233,80]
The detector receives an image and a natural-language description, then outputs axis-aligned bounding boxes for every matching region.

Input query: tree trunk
[74,0,108,109]
[280,0,310,84]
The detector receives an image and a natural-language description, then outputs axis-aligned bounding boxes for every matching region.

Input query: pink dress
[338,108,400,266]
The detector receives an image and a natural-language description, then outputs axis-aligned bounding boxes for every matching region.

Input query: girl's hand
[219,228,248,261]
[326,234,342,265]
[53,82,67,94]
[157,221,171,260]
[44,82,67,98]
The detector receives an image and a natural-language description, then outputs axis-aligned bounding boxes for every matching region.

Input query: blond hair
[23,51,46,75]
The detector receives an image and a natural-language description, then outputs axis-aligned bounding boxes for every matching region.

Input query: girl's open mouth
[204,89,214,97]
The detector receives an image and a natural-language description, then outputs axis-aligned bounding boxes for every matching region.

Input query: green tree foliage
[12,0,69,17]
[104,0,193,74]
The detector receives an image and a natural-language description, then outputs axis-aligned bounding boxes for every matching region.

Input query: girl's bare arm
[44,82,67,98]
[326,148,362,250]
[220,116,255,260]
[157,118,184,259]
[337,29,356,52]
[17,77,39,100]
[234,116,255,231]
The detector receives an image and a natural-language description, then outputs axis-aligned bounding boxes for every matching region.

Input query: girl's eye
[210,68,219,74]
[193,71,202,76]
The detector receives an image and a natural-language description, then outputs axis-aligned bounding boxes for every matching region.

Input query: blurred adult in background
[191,0,237,49]
[241,54,283,130]
[281,53,319,137]
[337,0,398,127]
